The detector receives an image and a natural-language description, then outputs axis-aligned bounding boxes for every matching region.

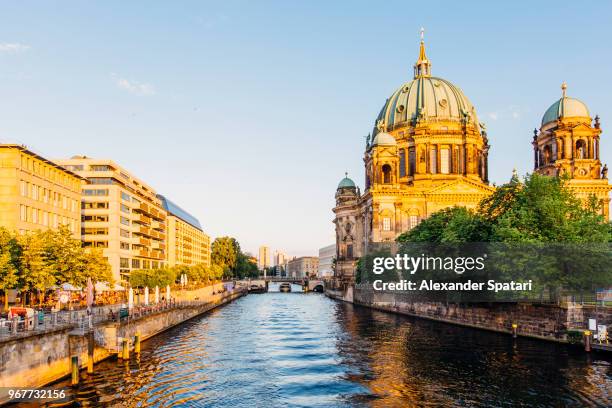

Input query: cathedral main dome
[373,37,480,135]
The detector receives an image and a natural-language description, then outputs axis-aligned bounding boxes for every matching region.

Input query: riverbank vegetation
[0,225,111,308]
[390,173,612,292]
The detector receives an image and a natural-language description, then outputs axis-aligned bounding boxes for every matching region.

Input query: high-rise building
[317,244,335,278]
[273,250,287,266]
[57,157,167,283]
[258,246,270,270]
[287,256,319,279]
[158,195,210,268]
[0,144,83,237]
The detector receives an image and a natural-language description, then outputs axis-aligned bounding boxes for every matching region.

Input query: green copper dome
[373,38,480,135]
[337,176,356,189]
[541,97,590,126]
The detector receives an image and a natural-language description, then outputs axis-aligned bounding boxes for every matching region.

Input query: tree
[0,228,18,311]
[211,237,238,272]
[82,248,113,286]
[18,232,55,306]
[397,207,490,243]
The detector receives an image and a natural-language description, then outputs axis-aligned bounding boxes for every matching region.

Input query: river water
[15,293,612,407]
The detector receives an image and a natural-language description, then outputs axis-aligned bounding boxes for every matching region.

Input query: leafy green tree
[82,248,113,286]
[397,207,490,243]
[211,237,238,273]
[19,232,55,306]
[0,228,19,311]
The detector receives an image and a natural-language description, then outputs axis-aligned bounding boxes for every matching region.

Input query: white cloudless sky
[1,1,611,256]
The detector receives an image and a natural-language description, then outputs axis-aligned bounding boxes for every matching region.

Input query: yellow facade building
[332,35,610,285]
[333,36,494,283]
[158,195,211,268]
[0,144,82,237]
[57,157,167,283]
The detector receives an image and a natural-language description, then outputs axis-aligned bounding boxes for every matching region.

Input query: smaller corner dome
[541,97,590,126]
[372,132,397,146]
[337,176,356,189]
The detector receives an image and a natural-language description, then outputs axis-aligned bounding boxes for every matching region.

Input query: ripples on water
[12,293,612,407]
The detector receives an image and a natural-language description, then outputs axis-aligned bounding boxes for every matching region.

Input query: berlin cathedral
[333,34,611,284]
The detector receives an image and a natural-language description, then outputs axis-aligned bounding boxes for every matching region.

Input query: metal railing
[0,289,247,340]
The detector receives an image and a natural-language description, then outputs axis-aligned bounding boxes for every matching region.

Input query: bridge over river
[239,278,324,293]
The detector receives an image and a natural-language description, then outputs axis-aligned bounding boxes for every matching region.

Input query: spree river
[17,292,612,407]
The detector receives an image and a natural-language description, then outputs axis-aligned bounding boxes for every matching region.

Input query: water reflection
[10,293,612,407]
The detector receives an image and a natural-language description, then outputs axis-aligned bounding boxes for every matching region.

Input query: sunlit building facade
[57,157,167,283]
[332,35,611,285]
[158,195,211,268]
[0,144,82,237]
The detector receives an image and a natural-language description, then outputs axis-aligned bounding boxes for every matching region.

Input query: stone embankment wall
[326,286,612,342]
[0,286,244,405]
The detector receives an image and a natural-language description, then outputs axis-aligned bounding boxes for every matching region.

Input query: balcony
[138,237,151,246]
[138,226,151,236]
[138,249,150,258]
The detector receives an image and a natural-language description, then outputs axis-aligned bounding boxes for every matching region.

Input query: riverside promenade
[0,283,246,405]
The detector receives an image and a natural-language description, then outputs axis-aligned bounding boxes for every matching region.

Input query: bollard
[122,338,130,360]
[512,323,518,339]
[71,355,79,385]
[584,330,592,352]
[87,332,94,374]
[134,332,141,354]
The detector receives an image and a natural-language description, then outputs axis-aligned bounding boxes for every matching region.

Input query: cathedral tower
[533,83,611,219]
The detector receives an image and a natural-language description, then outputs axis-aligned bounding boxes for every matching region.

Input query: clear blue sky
[1,1,611,256]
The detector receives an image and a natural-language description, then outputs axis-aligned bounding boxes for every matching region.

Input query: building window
[83,189,109,196]
[440,148,450,174]
[120,258,130,268]
[408,148,416,176]
[399,149,406,177]
[120,228,130,238]
[410,215,419,229]
[89,177,114,185]
[576,140,586,159]
[90,165,112,171]
[82,201,109,209]
[120,216,130,226]
[84,215,109,222]
[20,205,26,221]
[120,242,130,250]
[383,217,391,231]
[132,259,140,269]
[430,147,437,174]
[20,181,26,196]
[346,244,353,258]
[121,191,131,202]
[121,204,130,214]
[382,164,392,184]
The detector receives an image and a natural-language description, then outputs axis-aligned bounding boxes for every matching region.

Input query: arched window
[576,140,586,159]
[382,164,392,184]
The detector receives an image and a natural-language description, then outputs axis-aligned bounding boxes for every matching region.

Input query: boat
[249,284,266,293]
[279,283,292,293]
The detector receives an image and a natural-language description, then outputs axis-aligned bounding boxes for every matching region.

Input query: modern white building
[318,244,335,278]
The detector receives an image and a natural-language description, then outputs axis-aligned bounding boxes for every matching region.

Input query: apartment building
[158,195,211,268]
[0,144,82,237]
[57,156,166,283]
